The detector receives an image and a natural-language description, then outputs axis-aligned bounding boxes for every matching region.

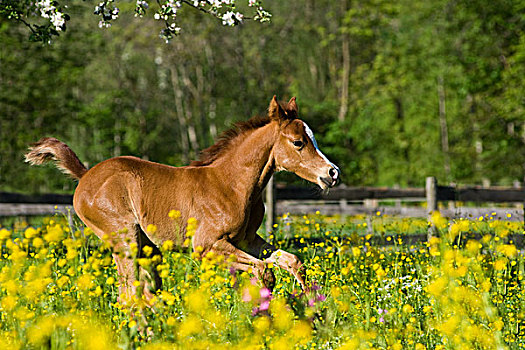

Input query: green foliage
[1,0,524,193]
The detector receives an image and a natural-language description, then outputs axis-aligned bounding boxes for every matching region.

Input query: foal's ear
[268,95,286,122]
[286,97,298,118]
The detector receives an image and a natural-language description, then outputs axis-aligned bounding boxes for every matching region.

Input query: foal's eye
[292,140,304,148]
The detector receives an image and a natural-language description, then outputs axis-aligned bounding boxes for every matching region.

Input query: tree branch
[17,17,37,34]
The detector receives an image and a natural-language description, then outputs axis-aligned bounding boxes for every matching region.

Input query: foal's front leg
[240,198,307,289]
[245,234,306,289]
[195,236,275,289]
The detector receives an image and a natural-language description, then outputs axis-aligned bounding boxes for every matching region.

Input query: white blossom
[29,0,270,43]
[222,11,242,26]
[221,11,235,26]
[36,0,66,31]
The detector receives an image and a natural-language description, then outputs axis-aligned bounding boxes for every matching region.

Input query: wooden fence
[264,176,525,231]
[2,177,524,231]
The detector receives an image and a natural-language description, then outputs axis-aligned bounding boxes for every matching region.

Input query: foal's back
[73,156,206,244]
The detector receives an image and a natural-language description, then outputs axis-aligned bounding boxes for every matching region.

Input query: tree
[1,0,524,193]
[0,0,271,43]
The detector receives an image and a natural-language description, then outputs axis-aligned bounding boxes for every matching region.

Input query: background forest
[1,0,524,193]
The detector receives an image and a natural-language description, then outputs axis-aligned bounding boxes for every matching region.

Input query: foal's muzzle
[320,166,340,188]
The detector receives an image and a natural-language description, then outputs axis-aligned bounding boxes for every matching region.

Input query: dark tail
[25,137,88,180]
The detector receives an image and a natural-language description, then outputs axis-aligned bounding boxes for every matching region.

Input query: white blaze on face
[302,122,340,172]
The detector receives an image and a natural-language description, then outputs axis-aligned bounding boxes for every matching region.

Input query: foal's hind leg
[79,217,160,304]
[110,225,162,304]
[136,227,162,301]
[78,219,139,301]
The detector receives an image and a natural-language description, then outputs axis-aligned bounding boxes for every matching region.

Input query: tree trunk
[437,76,451,181]
[170,67,190,164]
[338,0,350,122]
[178,64,202,158]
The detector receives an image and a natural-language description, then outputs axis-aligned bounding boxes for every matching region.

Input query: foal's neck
[213,123,277,197]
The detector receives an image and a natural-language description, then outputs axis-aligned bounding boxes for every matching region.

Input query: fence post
[426,176,438,213]
[514,180,525,216]
[393,184,401,209]
[426,176,439,240]
[265,175,276,235]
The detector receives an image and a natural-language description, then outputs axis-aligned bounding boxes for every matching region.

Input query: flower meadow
[0,210,524,349]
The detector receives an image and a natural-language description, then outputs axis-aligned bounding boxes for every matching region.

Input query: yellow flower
[427,277,447,296]
[78,327,115,350]
[340,339,361,350]
[186,217,198,237]
[166,316,177,327]
[168,210,181,219]
[146,224,157,234]
[0,228,10,240]
[431,211,448,230]
[494,258,507,271]
[178,315,202,337]
[137,258,151,267]
[465,239,481,255]
[77,274,94,290]
[271,298,293,331]
[392,343,403,350]
[43,224,63,242]
[291,320,312,341]
[402,304,414,314]
[449,219,469,240]
[493,319,504,331]
[1,295,17,311]
[26,316,55,346]
[351,247,361,257]
[129,243,139,257]
[66,248,78,260]
[481,280,492,292]
[185,289,207,313]
[253,316,270,333]
[25,227,38,239]
[439,315,460,336]
[272,337,292,350]
[3,279,18,295]
[497,244,517,258]
[32,237,44,249]
[14,308,35,322]
[56,275,70,288]
[162,240,174,252]
[142,245,153,257]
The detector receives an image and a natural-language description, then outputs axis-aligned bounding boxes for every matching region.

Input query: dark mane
[190,115,272,166]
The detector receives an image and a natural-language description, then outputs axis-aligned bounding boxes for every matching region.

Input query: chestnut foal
[26,96,340,301]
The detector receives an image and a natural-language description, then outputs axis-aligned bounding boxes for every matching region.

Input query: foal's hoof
[262,268,276,291]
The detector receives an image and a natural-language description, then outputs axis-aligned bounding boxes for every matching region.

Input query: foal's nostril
[320,167,340,189]
[329,167,338,180]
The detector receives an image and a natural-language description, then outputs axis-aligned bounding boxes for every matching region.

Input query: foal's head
[269,96,340,189]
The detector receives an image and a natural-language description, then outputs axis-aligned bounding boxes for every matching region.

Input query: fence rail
[265,176,524,231]
[2,177,524,230]
[273,179,524,203]
[275,185,425,201]
[0,192,73,205]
